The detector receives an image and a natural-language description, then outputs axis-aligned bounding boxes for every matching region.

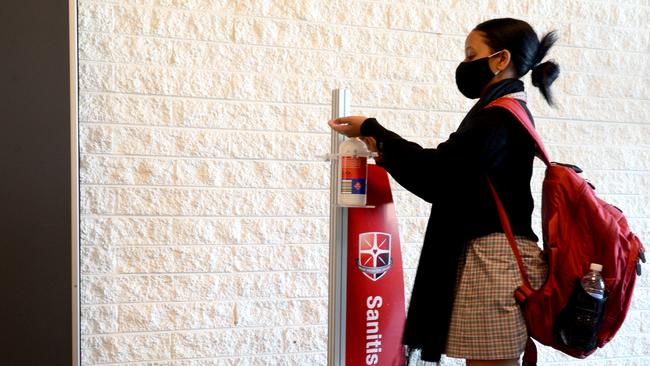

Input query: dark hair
[475,18,560,105]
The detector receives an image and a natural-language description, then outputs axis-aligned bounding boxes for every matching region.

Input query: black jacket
[360,79,538,362]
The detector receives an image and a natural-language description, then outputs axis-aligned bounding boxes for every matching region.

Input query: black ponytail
[531,31,560,105]
[475,18,561,106]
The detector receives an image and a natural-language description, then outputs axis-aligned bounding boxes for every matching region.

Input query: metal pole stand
[328,88,349,366]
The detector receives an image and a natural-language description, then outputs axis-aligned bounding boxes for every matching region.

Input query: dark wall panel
[0,1,74,364]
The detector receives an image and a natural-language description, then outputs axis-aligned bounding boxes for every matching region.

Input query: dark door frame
[0,0,79,364]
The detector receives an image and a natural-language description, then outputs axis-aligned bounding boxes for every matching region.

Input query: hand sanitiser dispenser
[328,89,407,366]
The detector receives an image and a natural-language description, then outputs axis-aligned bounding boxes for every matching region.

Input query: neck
[480,73,518,98]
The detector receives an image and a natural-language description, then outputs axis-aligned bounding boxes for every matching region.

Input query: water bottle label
[341,156,367,195]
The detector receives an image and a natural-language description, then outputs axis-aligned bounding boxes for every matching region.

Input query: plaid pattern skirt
[445,233,548,360]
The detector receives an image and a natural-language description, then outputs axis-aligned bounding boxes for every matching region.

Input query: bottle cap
[590,263,603,272]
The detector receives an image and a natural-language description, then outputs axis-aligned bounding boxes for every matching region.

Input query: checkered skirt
[445,233,548,360]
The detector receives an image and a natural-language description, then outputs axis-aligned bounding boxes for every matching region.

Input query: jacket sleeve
[360,110,513,204]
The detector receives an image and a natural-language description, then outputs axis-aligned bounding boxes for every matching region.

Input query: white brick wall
[78,0,650,364]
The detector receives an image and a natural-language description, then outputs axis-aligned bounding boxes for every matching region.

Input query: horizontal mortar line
[80,90,650,123]
[77,136,650,153]
[553,66,650,80]
[81,90,332,109]
[541,358,650,365]
[84,267,329,275]
[86,352,329,366]
[81,243,330,247]
[393,190,650,197]
[501,24,650,50]
[77,50,650,81]
[79,154,328,163]
[531,167,650,173]
[80,59,446,86]
[168,350,328,361]
[81,213,331,219]
[78,46,650,86]
[554,93,650,103]
[81,242,329,250]
[81,86,650,115]
[104,0,650,27]
[94,56,650,88]
[82,323,327,338]
[81,59,650,100]
[80,89,336,107]
[85,214,441,221]
[91,243,329,248]
[81,150,650,166]
[474,142,649,151]
[83,323,328,338]
[82,19,650,58]
[166,353,329,364]
[81,213,329,219]
[383,142,650,150]
[382,15,650,37]
[79,296,328,307]
[81,269,326,277]
[79,298,328,307]
[80,299,329,308]
[585,0,650,9]
[435,214,622,223]
[84,27,650,65]
[81,0,650,46]
[80,152,332,163]
[79,114,650,138]
[79,120,332,136]
[75,151,303,162]
[505,42,650,58]
[81,183,330,191]
[79,212,650,220]
[96,2,650,38]
[533,117,650,127]
[349,20,650,43]
[548,41,650,55]
[86,5,472,40]
[95,8,471,39]
[85,59,650,102]
[77,111,650,131]
[537,142,650,150]
[81,28,418,61]
[83,267,328,275]
[83,59,367,84]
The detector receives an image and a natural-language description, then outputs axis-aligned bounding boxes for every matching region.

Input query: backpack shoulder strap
[486,96,543,366]
[486,97,551,166]
[487,180,533,290]
[483,96,546,292]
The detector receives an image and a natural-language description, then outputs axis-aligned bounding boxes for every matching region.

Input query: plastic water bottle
[338,137,369,206]
[581,263,605,299]
[559,263,607,351]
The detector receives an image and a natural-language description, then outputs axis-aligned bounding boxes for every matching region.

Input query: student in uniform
[329,18,558,366]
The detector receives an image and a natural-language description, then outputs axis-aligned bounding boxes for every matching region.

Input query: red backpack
[485,97,646,365]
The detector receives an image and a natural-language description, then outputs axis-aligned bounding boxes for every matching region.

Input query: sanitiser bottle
[338,137,369,206]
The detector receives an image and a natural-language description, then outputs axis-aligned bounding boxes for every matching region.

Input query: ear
[492,50,512,74]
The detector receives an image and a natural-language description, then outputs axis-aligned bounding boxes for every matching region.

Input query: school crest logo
[357,232,392,281]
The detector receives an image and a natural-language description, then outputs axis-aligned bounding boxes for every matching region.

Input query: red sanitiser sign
[345,165,406,366]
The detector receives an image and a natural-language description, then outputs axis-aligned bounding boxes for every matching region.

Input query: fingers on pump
[330,118,350,129]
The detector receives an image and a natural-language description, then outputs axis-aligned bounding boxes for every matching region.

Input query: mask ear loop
[489,50,505,76]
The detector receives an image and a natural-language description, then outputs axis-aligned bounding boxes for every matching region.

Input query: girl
[329,18,558,366]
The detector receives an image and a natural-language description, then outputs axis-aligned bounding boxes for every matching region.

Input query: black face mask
[455,51,503,99]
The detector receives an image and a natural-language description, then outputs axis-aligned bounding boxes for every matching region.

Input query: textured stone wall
[78,0,650,364]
